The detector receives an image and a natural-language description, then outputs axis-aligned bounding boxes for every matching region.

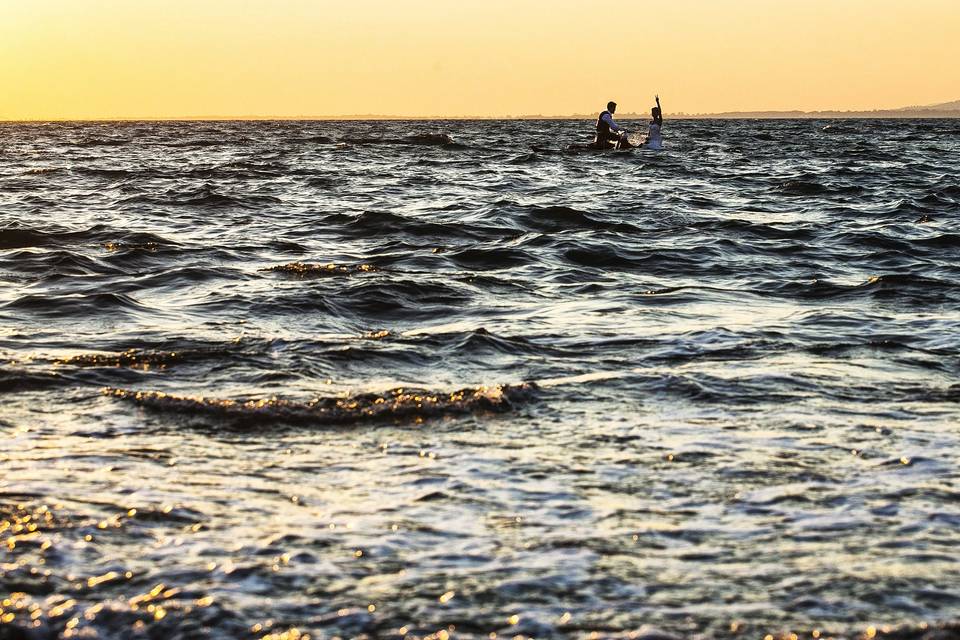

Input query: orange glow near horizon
[1,0,958,120]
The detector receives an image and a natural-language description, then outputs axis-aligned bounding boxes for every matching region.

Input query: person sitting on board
[645,95,664,150]
[595,101,628,150]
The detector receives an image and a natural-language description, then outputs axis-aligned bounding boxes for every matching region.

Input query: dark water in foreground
[1,119,958,639]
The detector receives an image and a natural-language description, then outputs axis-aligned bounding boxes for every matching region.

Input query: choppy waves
[1,119,959,639]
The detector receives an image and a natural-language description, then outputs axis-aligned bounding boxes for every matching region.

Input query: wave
[0,224,179,253]
[761,273,958,302]
[164,138,246,148]
[507,152,543,165]
[117,184,282,209]
[502,204,642,235]
[294,135,334,144]
[0,567,252,640]
[400,326,555,357]
[914,233,960,249]
[339,133,463,147]
[57,349,187,370]
[0,225,86,249]
[777,178,863,196]
[71,138,130,147]
[74,167,139,179]
[103,383,533,425]
[0,368,73,393]
[552,242,730,275]
[1,291,147,317]
[325,210,479,240]
[693,218,815,241]
[101,241,175,257]
[445,247,534,269]
[261,262,379,278]
[0,249,115,278]
[32,335,262,372]
[561,243,648,269]
[294,277,476,318]
[933,184,960,198]
[184,160,289,179]
[303,175,338,188]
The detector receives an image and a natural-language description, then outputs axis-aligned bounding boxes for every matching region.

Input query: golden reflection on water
[259,628,310,640]
[102,241,160,253]
[101,383,524,424]
[56,349,182,370]
[261,262,378,277]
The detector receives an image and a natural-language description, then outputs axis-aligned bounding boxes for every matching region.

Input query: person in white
[645,95,664,150]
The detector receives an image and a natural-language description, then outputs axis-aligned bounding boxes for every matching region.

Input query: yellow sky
[1,0,958,119]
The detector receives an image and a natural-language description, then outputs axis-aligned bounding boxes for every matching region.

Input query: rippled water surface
[1,120,959,639]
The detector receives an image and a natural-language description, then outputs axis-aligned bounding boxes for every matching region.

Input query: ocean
[1,119,958,639]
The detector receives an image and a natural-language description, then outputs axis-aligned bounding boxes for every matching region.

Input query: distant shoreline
[6,99,960,122]
[4,103,960,123]
[678,109,960,120]
[3,111,960,123]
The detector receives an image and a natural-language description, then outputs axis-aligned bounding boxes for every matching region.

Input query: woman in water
[645,95,663,150]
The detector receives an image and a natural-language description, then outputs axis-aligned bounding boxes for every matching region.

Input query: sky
[2,0,959,119]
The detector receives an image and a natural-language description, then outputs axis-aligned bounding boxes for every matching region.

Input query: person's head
[651,106,661,119]
[607,101,617,114]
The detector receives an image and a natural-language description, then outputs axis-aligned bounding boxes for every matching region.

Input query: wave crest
[261,262,379,277]
[103,383,533,425]
[58,349,185,370]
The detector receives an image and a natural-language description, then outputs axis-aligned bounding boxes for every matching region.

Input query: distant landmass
[262,100,960,120]
[263,99,960,120]
[650,99,960,120]
[5,100,959,122]
[367,99,960,120]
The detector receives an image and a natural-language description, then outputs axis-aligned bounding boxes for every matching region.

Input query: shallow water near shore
[1,119,959,639]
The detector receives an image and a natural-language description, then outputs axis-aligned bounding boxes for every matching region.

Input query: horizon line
[4,104,960,123]
[4,112,960,123]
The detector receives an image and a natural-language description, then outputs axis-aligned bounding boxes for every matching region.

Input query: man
[595,101,626,149]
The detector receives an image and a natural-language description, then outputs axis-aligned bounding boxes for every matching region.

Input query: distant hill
[897,100,960,112]
[510,99,960,120]
[681,99,960,119]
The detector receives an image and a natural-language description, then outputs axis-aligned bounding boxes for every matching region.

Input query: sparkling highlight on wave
[101,383,532,425]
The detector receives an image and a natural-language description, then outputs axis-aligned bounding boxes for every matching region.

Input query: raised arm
[655,95,663,125]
